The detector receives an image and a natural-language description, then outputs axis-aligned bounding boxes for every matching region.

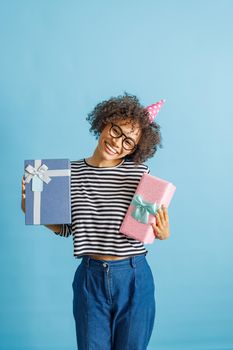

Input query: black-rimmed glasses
[109,123,137,151]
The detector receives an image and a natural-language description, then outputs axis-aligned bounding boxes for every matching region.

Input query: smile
[104,141,118,155]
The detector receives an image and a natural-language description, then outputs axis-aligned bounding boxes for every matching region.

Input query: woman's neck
[85,154,124,168]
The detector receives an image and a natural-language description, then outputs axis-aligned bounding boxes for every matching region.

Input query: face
[97,118,142,161]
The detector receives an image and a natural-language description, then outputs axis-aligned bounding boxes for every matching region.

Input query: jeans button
[103,263,108,267]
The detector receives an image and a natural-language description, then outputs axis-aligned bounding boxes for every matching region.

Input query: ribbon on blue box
[130,194,160,224]
[24,159,70,224]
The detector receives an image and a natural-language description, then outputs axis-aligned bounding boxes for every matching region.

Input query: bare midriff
[89,254,130,261]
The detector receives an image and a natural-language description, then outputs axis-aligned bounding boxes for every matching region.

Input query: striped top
[55,158,150,259]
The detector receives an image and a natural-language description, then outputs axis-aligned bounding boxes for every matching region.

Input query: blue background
[1,1,233,349]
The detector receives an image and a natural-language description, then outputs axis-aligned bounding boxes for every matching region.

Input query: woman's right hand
[21,177,26,213]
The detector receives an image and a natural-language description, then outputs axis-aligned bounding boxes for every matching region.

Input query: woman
[21,92,170,350]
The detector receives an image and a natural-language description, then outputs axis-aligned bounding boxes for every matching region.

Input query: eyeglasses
[109,123,137,151]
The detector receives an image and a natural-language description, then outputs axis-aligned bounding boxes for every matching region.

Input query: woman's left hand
[151,204,170,240]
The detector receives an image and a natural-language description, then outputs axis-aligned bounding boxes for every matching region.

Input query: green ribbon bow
[131,194,159,224]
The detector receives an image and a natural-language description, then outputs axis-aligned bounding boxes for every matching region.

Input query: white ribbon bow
[24,164,51,185]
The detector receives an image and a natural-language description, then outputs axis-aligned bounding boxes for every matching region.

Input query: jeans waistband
[81,254,146,269]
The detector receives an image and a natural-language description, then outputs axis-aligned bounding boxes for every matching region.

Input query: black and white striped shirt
[55,158,150,259]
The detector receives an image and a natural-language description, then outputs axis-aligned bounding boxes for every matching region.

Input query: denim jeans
[72,254,156,350]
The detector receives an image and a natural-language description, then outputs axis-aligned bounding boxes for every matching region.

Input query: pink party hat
[146,99,166,123]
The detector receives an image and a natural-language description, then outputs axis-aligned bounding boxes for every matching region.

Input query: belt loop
[85,256,90,268]
[130,256,136,268]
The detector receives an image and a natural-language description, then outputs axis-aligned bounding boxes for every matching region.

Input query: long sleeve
[54,224,72,238]
[146,165,150,174]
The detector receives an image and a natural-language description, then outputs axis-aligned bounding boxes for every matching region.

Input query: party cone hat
[146,99,166,123]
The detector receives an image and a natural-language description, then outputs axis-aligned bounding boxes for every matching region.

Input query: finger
[151,224,157,238]
[151,223,161,239]
[162,204,169,222]
[154,225,161,234]
[151,221,156,230]
[159,205,166,222]
[156,211,163,226]
[160,205,166,221]
[154,227,163,239]
[22,185,25,196]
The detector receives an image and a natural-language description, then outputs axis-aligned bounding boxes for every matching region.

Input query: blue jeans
[72,254,156,350]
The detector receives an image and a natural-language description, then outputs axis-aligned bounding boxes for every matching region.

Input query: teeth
[105,142,117,154]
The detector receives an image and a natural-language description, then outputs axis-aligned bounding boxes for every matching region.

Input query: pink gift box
[120,173,176,244]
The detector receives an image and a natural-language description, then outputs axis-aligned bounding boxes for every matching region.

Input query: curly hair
[86,92,163,165]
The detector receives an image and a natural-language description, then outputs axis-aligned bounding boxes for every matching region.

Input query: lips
[104,141,118,155]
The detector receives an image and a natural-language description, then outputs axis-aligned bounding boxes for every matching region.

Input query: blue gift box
[24,159,71,225]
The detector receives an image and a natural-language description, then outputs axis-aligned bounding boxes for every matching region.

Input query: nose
[111,136,122,150]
